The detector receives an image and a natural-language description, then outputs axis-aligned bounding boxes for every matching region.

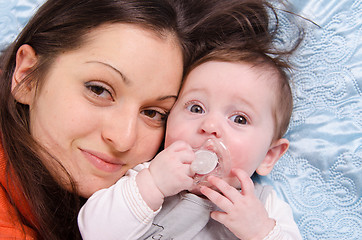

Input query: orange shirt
[0,144,39,239]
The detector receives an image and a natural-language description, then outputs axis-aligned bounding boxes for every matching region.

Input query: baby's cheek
[224,176,242,190]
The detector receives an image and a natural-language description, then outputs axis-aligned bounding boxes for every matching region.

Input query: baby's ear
[256,138,289,176]
[11,44,38,105]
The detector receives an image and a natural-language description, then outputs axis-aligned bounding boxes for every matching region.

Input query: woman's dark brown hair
[0,0,302,239]
[0,0,202,238]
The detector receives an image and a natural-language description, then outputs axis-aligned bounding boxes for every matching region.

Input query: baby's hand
[149,141,195,196]
[137,141,195,210]
[200,169,275,240]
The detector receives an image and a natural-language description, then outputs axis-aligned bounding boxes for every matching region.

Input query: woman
[0,0,211,238]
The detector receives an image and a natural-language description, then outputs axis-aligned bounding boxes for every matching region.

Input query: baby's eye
[85,82,114,101]
[187,104,205,114]
[230,114,248,125]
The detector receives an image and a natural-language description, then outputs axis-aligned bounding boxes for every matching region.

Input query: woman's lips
[81,149,124,173]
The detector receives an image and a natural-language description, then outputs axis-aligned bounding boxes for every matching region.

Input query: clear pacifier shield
[191,150,218,174]
[191,139,231,185]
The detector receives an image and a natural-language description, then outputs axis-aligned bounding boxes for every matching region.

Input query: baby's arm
[261,189,303,239]
[201,169,302,240]
[78,141,195,240]
[78,163,157,240]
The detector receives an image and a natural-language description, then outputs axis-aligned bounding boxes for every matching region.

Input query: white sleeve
[78,163,161,240]
[263,190,302,240]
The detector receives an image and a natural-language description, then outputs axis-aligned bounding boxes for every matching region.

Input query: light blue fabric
[258,1,362,239]
[0,0,44,50]
[1,0,361,239]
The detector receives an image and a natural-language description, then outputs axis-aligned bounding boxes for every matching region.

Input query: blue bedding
[1,0,361,239]
[258,1,362,239]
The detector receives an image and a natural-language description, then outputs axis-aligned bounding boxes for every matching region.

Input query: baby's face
[165,61,278,189]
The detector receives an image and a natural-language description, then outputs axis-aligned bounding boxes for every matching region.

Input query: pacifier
[191,139,231,185]
[191,150,218,175]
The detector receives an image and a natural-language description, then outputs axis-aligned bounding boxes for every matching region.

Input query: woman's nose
[101,110,138,152]
[198,113,222,138]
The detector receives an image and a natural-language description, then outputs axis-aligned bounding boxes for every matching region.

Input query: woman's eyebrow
[158,95,177,101]
[86,60,130,85]
[86,60,177,101]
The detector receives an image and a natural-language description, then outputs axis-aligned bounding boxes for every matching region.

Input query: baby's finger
[210,211,228,225]
[207,175,242,203]
[185,163,196,177]
[232,168,254,196]
[200,186,233,212]
[181,150,196,165]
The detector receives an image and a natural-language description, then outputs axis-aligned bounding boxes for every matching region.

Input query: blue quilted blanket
[1,0,361,239]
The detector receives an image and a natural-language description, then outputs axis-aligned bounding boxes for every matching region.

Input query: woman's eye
[142,109,167,122]
[85,82,113,101]
[187,104,205,114]
[230,114,248,125]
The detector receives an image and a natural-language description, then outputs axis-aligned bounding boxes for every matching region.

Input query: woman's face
[18,24,183,197]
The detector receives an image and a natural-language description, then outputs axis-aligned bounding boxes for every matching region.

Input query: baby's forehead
[182,60,281,102]
[188,60,282,86]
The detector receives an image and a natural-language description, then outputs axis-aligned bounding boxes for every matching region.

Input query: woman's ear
[11,44,38,104]
[256,138,289,176]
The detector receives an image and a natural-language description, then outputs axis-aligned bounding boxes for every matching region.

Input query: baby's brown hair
[183,0,303,140]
